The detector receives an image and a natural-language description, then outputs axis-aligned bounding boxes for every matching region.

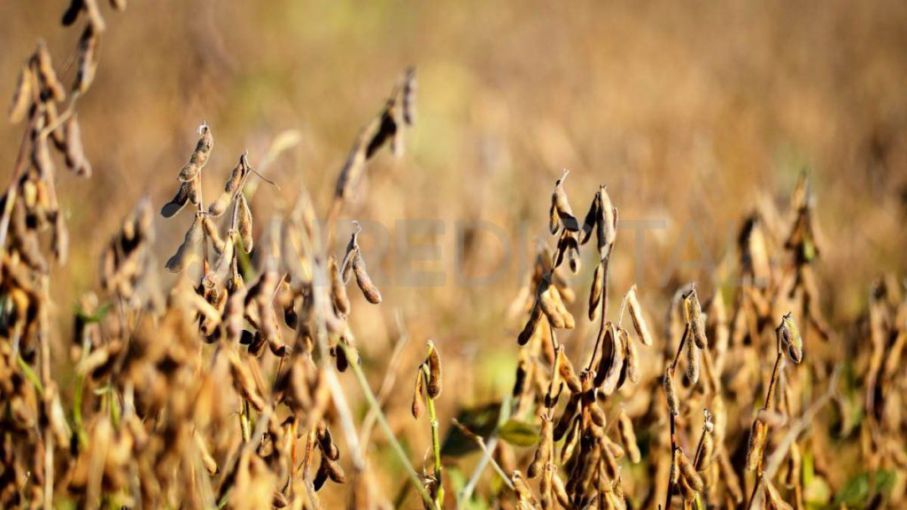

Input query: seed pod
[401,67,416,125]
[511,471,537,507]
[180,164,201,191]
[207,191,233,217]
[202,215,225,253]
[313,454,345,488]
[73,24,99,93]
[549,281,576,328]
[623,328,640,384]
[195,433,218,475]
[548,197,560,235]
[617,410,641,463]
[61,0,84,26]
[663,367,680,416]
[82,0,106,30]
[764,479,793,510]
[551,171,579,232]
[162,181,192,217]
[366,100,399,158]
[778,312,803,364]
[62,115,91,177]
[165,217,203,272]
[237,194,254,252]
[34,40,66,102]
[554,293,576,331]
[596,185,616,257]
[325,456,347,483]
[588,262,604,321]
[249,330,268,356]
[223,285,246,343]
[552,473,570,508]
[566,241,581,274]
[187,184,204,213]
[426,342,442,398]
[560,420,581,468]
[518,303,542,346]
[228,351,266,411]
[745,418,768,471]
[784,442,801,488]
[43,385,71,447]
[527,446,544,479]
[685,335,700,384]
[12,201,48,272]
[334,342,349,372]
[598,324,625,395]
[329,258,350,316]
[32,129,55,177]
[179,124,214,182]
[626,285,654,346]
[557,350,582,393]
[283,303,298,329]
[334,123,372,200]
[589,402,607,428]
[580,193,600,245]
[317,424,340,461]
[352,252,382,304]
[209,231,235,286]
[698,431,714,473]
[540,285,566,329]
[553,395,580,441]
[512,357,531,398]
[9,66,33,123]
[411,371,424,419]
[601,438,619,479]
[685,290,708,349]
[225,154,248,193]
[52,212,69,264]
[340,250,357,286]
[313,458,329,491]
[679,449,704,492]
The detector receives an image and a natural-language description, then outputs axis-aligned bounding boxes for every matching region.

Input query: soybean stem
[340,342,438,510]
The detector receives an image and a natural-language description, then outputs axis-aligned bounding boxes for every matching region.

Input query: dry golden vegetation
[1,1,906,509]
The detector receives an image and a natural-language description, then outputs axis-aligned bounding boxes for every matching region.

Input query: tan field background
[2,1,907,507]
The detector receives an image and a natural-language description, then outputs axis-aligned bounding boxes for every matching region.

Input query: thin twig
[339,342,439,510]
[360,310,411,445]
[451,419,515,491]
[458,394,512,505]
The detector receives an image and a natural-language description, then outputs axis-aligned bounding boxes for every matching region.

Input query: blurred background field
[2,1,907,505]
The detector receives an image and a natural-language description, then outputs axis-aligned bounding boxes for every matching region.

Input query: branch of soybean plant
[339,341,439,510]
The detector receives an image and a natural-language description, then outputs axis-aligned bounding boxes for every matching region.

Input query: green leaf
[875,469,896,498]
[498,419,539,447]
[833,472,869,507]
[832,470,894,508]
[835,472,869,507]
[75,302,112,324]
[441,402,501,457]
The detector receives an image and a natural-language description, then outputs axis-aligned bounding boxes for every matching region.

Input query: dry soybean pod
[353,251,382,304]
